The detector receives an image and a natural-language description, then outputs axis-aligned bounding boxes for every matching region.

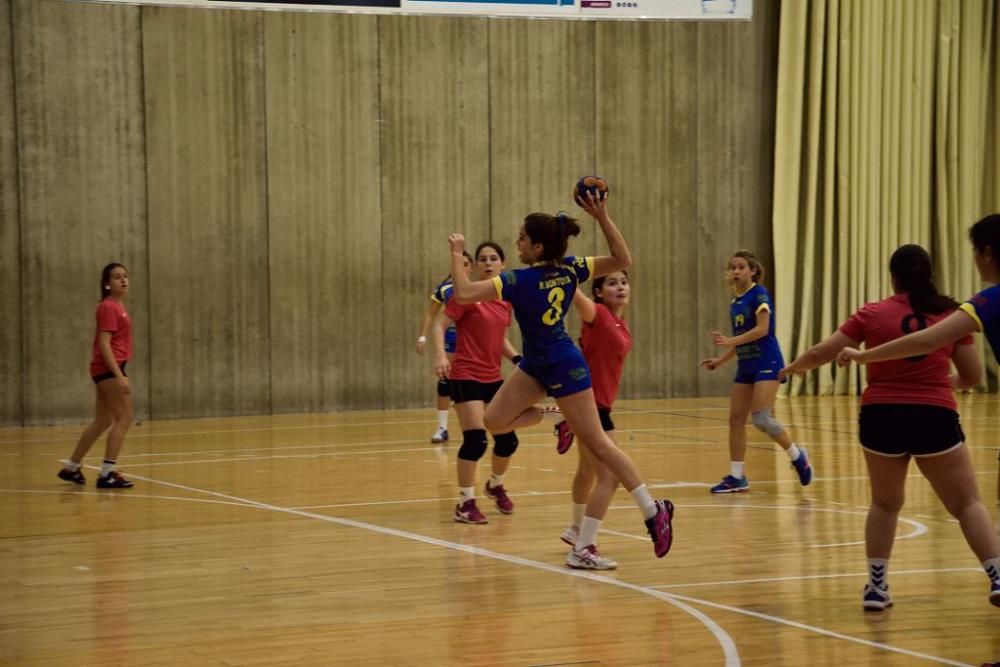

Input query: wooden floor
[2,394,999,666]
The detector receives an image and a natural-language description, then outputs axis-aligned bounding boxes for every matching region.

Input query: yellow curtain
[773,0,1000,396]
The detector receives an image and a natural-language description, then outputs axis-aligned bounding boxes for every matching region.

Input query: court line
[647,568,983,590]
[77,469,741,666]
[87,469,975,667]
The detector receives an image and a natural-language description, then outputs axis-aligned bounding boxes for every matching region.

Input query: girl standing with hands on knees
[701,250,812,494]
[57,263,135,489]
[447,192,675,562]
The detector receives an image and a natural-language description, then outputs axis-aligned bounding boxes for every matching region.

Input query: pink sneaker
[484,481,514,514]
[454,499,488,524]
[644,499,675,558]
[566,544,618,570]
[555,420,574,455]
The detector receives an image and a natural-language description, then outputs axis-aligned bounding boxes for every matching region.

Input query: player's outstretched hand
[837,347,863,367]
[448,233,466,256]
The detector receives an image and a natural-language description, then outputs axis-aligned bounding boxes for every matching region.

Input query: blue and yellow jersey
[960,284,1000,360]
[491,256,594,364]
[730,283,784,368]
[430,278,458,353]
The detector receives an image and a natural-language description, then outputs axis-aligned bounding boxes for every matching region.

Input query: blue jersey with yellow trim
[431,279,458,353]
[730,283,784,369]
[491,256,594,364]
[960,284,1000,359]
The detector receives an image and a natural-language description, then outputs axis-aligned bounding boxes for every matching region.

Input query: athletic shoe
[990,581,1000,608]
[454,499,488,524]
[430,427,449,444]
[57,468,85,485]
[710,475,749,494]
[566,544,618,570]
[862,583,892,611]
[644,499,675,558]
[96,471,133,489]
[555,420,574,455]
[560,525,580,546]
[484,481,514,514]
[791,446,813,486]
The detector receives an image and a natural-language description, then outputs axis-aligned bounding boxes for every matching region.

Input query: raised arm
[577,193,631,278]
[571,286,598,324]
[838,310,978,366]
[449,233,500,304]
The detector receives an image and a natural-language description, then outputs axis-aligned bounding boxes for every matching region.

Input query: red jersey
[445,299,512,383]
[838,294,973,409]
[580,304,632,409]
[89,298,132,376]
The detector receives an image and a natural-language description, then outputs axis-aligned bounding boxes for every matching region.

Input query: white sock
[630,484,658,520]
[730,461,745,479]
[576,516,602,550]
[437,410,449,430]
[458,486,475,503]
[66,460,82,472]
[571,502,586,528]
[868,558,888,589]
[100,459,116,477]
[488,473,504,488]
[983,556,1000,584]
[786,444,801,461]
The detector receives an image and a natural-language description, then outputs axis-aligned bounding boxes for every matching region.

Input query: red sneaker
[555,420,574,455]
[484,481,514,514]
[644,500,675,558]
[454,499,488,524]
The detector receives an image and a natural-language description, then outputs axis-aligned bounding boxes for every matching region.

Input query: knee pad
[492,431,519,458]
[458,429,488,462]
[436,378,451,398]
[751,409,785,437]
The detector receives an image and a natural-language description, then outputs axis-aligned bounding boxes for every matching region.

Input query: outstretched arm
[781,331,859,377]
[577,193,632,278]
[838,311,978,366]
[449,233,500,304]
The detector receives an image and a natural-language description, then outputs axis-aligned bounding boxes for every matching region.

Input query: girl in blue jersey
[839,213,1000,534]
[701,250,812,493]
[416,252,473,443]
[447,193,675,560]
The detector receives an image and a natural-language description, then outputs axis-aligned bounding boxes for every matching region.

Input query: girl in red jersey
[554,271,632,570]
[433,242,522,524]
[57,263,135,489]
[782,245,1000,609]
[416,252,474,443]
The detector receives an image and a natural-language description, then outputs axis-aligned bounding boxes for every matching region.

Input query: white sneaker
[430,427,449,443]
[566,544,617,570]
[560,525,580,546]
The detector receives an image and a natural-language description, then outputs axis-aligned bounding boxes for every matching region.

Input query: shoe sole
[566,560,618,571]
[454,516,488,524]
[711,487,749,494]
[863,601,892,611]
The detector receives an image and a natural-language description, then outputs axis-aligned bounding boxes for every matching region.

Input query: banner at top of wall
[83,0,752,20]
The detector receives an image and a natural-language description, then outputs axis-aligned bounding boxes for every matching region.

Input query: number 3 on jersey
[542,287,566,326]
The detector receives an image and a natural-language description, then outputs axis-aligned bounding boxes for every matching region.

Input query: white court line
[66,468,740,666]
[648,568,983,590]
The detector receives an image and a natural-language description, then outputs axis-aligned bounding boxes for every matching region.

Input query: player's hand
[416,338,427,354]
[434,356,451,379]
[448,233,466,256]
[778,366,800,382]
[711,331,735,348]
[700,357,721,371]
[575,190,609,220]
[116,377,131,395]
[837,347,863,367]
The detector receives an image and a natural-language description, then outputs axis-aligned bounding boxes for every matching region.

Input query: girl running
[57,263,135,489]
[447,193,675,561]
[416,252,473,443]
[783,243,1000,609]
[433,242,522,524]
[554,271,633,570]
[700,250,812,493]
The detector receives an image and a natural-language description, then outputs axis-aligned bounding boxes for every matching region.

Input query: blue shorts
[734,362,785,385]
[444,327,457,354]
[519,350,592,399]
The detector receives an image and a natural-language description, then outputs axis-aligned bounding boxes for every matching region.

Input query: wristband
[511,355,523,365]
[417,336,427,343]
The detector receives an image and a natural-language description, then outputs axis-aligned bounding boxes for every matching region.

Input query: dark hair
[969,214,1000,263]
[731,250,765,284]
[474,241,505,263]
[100,263,127,299]
[592,270,629,304]
[889,244,958,315]
[443,251,474,282]
[523,212,581,262]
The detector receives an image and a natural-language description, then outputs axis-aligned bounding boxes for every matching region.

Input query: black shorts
[92,362,127,385]
[597,406,615,432]
[449,379,503,404]
[858,404,965,458]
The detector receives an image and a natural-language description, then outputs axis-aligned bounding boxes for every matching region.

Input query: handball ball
[575,175,609,205]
